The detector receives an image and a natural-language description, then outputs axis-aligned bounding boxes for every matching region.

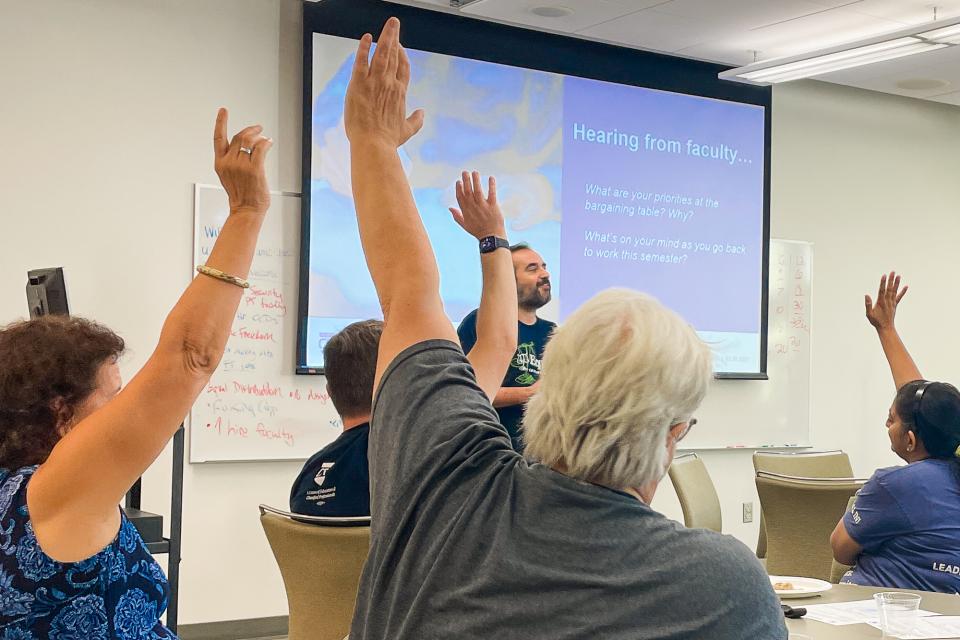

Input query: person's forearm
[351,140,439,316]
[876,326,923,389]
[469,244,518,400]
[493,385,536,408]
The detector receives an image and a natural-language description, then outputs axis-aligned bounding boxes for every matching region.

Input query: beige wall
[2,0,959,624]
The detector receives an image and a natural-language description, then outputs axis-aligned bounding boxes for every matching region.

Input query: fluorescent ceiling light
[742,42,947,83]
[721,15,960,85]
[918,24,960,40]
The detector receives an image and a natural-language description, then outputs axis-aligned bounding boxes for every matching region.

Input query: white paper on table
[865,616,960,639]
[803,600,939,626]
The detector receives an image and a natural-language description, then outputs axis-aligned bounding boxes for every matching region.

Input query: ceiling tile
[805,0,867,7]
[729,7,903,60]
[592,0,674,9]
[677,40,768,65]
[461,0,646,32]
[579,9,721,52]
[844,0,960,24]
[654,0,840,29]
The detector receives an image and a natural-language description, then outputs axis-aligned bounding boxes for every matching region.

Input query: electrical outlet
[742,502,754,523]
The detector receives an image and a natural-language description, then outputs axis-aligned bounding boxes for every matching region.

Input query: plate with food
[769,576,832,599]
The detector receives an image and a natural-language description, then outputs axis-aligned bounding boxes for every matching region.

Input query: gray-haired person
[343,18,786,640]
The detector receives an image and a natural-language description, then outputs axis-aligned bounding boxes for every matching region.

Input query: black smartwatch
[479,236,510,254]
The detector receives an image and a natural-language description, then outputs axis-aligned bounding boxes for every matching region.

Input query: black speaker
[26,267,70,318]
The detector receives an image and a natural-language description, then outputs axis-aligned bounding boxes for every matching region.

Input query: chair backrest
[668,453,722,532]
[752,450,853,558]
[753,450,853,477]
[259,505,371,640]
[755,472,865,581]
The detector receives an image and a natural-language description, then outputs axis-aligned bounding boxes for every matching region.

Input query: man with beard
[458,241,555,451]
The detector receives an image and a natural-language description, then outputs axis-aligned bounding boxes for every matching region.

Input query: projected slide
[304,34,765,374]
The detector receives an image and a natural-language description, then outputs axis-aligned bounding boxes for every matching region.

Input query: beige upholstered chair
[755,472,865,581]
[668,453,722,532]
[753,450,853,558]
[259,505,370,640]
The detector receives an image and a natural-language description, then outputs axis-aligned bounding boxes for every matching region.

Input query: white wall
[1,0,302,623]
[3,0,960,625]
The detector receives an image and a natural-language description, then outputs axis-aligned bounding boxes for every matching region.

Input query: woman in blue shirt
[831,272,960,593]
[0,109,273,637]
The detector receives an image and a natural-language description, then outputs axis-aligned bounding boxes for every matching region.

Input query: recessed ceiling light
[530,6,574,18]
[895,78,951,91]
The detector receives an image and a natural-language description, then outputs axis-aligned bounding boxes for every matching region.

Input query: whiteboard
[190,185,340,462]
[680,239,812,450]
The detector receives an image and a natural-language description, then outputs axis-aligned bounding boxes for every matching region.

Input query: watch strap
[479,236,510,254]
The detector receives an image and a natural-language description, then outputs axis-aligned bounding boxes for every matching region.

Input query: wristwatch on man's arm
[479,236,510,254]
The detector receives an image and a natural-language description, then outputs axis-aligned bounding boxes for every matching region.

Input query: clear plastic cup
[874,592,922,638]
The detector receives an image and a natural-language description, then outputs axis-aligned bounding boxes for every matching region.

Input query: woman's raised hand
[212,107,273,216]
[865,271,908,331]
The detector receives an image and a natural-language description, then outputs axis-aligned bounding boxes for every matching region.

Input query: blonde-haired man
[345,18,786,640]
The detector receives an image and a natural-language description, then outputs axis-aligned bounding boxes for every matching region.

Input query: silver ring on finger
[239,146,253,155]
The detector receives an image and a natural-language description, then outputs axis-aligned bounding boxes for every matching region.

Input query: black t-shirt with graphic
[289,423,370,517]
[457,309,555,451]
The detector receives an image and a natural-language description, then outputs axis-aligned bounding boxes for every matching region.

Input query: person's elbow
[830,522,861,566]
[155,326,225,382]
[475,330,517,363]
[180,336,226,378]
[378,268,441,321]
[470,334,514,367]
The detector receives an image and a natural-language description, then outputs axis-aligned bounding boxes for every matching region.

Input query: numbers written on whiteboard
[770,246,810,358]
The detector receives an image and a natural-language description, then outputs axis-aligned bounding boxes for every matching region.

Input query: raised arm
[345,18,457,388]
[865,271,922,389]
[29,109,273,560]
[450,171,518,400]
[493,384,538,408]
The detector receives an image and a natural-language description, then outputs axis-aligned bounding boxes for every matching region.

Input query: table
[786,583,960,639]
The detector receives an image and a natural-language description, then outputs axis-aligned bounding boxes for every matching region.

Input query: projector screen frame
[298,0,772,379]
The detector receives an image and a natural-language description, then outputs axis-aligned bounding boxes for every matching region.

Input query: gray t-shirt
[351,341,786,640]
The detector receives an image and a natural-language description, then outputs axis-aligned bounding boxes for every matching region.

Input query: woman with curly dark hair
[831,272,960,593]
[0,108,273,638]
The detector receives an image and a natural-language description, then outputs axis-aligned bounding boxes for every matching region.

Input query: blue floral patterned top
[0,466,175,639]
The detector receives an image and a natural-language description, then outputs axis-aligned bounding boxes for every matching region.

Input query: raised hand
[213,107,273,215]
[450,171,507,240]
[345,17,424,148]
[865,271,908,331]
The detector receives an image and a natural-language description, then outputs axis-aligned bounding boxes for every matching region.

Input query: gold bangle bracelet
[196,265,250,289]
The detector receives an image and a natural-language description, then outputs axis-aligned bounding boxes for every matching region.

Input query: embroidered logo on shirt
[314,462,335,486]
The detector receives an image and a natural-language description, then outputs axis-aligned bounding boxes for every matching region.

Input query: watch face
[480,237,496,252]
